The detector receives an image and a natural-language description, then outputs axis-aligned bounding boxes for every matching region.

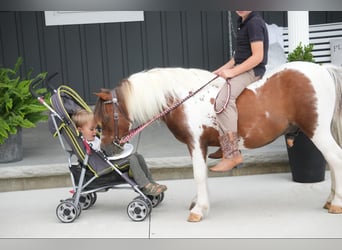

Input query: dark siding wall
[0,11,230,104]
[309,11,342,24]
[1,11,342,104]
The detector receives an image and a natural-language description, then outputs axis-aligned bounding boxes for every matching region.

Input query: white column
[287,11,309,53]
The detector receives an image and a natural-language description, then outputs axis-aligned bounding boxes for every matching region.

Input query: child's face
[78,120,97,141]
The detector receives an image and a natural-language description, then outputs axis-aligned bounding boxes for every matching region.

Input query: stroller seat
[70,157,130,191]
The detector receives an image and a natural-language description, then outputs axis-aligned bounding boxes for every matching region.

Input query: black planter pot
[286,131,326,183]
[0,128,23,163]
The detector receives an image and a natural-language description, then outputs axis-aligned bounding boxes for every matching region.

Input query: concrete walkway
[0,172,338,238]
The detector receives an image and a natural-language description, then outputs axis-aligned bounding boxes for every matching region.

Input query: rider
[210,11,269,172]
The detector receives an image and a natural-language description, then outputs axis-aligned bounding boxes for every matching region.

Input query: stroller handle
[29,72,59,98]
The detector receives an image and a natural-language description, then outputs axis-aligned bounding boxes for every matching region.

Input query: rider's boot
[209,131,243,172]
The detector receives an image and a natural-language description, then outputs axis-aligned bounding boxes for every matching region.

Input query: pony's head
[94,87,131,156]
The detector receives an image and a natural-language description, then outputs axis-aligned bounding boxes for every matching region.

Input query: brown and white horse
[94,61,342,222]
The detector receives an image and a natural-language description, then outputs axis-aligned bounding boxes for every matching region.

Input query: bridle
[102,89,132,146]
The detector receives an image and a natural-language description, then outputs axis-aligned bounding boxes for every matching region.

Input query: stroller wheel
[134,196,152,214]
[56,201,78,223]
[147,192,165,208]
[73,193,95,210]
[90,192,97,206]
[65,198,82,217]
[127,198,150,222]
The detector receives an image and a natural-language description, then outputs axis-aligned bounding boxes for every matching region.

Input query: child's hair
[72,109,94,128]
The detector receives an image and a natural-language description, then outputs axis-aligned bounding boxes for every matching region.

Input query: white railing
[283,22,342,64]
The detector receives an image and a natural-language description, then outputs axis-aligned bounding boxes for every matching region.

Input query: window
[44,11,144,26]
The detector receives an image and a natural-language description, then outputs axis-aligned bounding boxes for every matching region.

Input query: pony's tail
[327,64,342,147]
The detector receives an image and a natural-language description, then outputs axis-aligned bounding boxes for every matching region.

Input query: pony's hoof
[187,212,202,222]
[328,204,342,214]
[323,202,331,209]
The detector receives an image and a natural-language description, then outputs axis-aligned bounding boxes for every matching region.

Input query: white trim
[282,22,342,64]
[44,11,144,26]
[287,11,309,53]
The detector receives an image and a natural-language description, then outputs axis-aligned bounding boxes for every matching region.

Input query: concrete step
[0,155,290,192]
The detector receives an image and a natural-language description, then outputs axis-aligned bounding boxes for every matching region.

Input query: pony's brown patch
[237,69,318,148]
[200,126,220,159]
[161,104,195,156]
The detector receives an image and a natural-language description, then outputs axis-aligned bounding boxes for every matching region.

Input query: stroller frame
[30,77,164,223]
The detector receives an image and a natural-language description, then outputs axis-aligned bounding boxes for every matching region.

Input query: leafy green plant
[287,42,315,62]
[0,57,50,144]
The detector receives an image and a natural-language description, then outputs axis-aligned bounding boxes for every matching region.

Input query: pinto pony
[94,61,342,222]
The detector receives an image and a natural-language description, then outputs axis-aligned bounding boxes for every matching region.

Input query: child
[71,109,167,196]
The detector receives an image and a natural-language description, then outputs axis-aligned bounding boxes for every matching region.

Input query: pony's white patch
[265,111,270,118]
[186,129,210,217]
[247,63,293,94]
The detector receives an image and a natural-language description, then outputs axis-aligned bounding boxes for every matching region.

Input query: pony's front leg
[187,144,210,222]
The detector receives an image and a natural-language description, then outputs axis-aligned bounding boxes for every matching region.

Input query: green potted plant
[0,57,50,163]
[285,43,326,183]
[287,42,315,63]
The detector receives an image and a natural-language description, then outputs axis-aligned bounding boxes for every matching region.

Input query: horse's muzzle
[101,141,124,156]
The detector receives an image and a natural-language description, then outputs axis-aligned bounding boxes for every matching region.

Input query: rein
[118,75,220,144]
[214,79,231,114]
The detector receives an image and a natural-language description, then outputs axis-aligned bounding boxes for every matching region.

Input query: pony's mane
[121,68,219,124]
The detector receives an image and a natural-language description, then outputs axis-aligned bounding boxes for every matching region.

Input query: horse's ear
[94,88,112,100]
[94,92,108,100]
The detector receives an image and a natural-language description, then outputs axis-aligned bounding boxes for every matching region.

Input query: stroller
[30,75,164,223]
